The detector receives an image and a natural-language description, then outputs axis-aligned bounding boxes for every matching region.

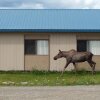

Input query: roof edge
[0,29,100,33]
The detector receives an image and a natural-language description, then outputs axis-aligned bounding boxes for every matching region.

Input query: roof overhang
[0,29,100,33]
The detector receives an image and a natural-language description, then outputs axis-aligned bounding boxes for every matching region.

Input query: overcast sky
[0,0,100,9]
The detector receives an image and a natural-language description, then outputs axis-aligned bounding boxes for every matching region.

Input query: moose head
[53,50,64,60]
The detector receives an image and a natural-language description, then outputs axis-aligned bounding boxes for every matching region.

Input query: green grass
[0,71,100,86]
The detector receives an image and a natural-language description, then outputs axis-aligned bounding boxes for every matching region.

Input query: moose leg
[87,61,94,75]
[61,62,70,76]
[73,62,77,73]
[91,61,96,73]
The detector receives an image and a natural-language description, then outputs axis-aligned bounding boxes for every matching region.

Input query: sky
[0,0,100,9]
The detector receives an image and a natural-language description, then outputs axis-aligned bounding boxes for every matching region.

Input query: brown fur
[54,49,96,75]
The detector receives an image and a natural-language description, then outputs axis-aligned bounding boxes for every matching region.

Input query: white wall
[0,33,24,70]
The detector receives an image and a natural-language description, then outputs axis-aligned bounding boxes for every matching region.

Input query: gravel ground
[0,86,100,100]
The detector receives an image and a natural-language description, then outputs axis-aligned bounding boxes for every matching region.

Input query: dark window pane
[77,40,87,52]
[25,40,36,54]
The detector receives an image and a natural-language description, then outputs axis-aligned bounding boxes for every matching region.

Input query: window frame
[24,39,49,56]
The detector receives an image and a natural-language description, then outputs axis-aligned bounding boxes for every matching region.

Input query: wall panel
[50,33,76,71]
[25,55,49,71]
[25,34,49,71]
[77,33,100,71]
[0,34,24,70]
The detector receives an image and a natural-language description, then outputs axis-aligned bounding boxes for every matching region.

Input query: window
[77,40,87,52]
[25,40,36,54]
[37,40,48,55]
[77,40,100,55]
[25,40,48,55]
[87,41,100,55]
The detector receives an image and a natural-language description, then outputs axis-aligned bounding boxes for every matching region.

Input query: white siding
[0,34,24,70]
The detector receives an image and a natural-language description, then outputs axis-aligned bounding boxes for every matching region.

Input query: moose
[54,49,96,75]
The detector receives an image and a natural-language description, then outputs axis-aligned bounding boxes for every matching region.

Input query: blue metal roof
[0,9,100,32]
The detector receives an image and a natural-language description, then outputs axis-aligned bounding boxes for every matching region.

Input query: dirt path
[0,86,100,100]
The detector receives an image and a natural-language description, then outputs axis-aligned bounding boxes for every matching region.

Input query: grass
[0,71,100,86]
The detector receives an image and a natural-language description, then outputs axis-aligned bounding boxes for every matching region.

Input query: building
[0,9,100,71]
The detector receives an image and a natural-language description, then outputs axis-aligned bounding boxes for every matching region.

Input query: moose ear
[59,49,62,52]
